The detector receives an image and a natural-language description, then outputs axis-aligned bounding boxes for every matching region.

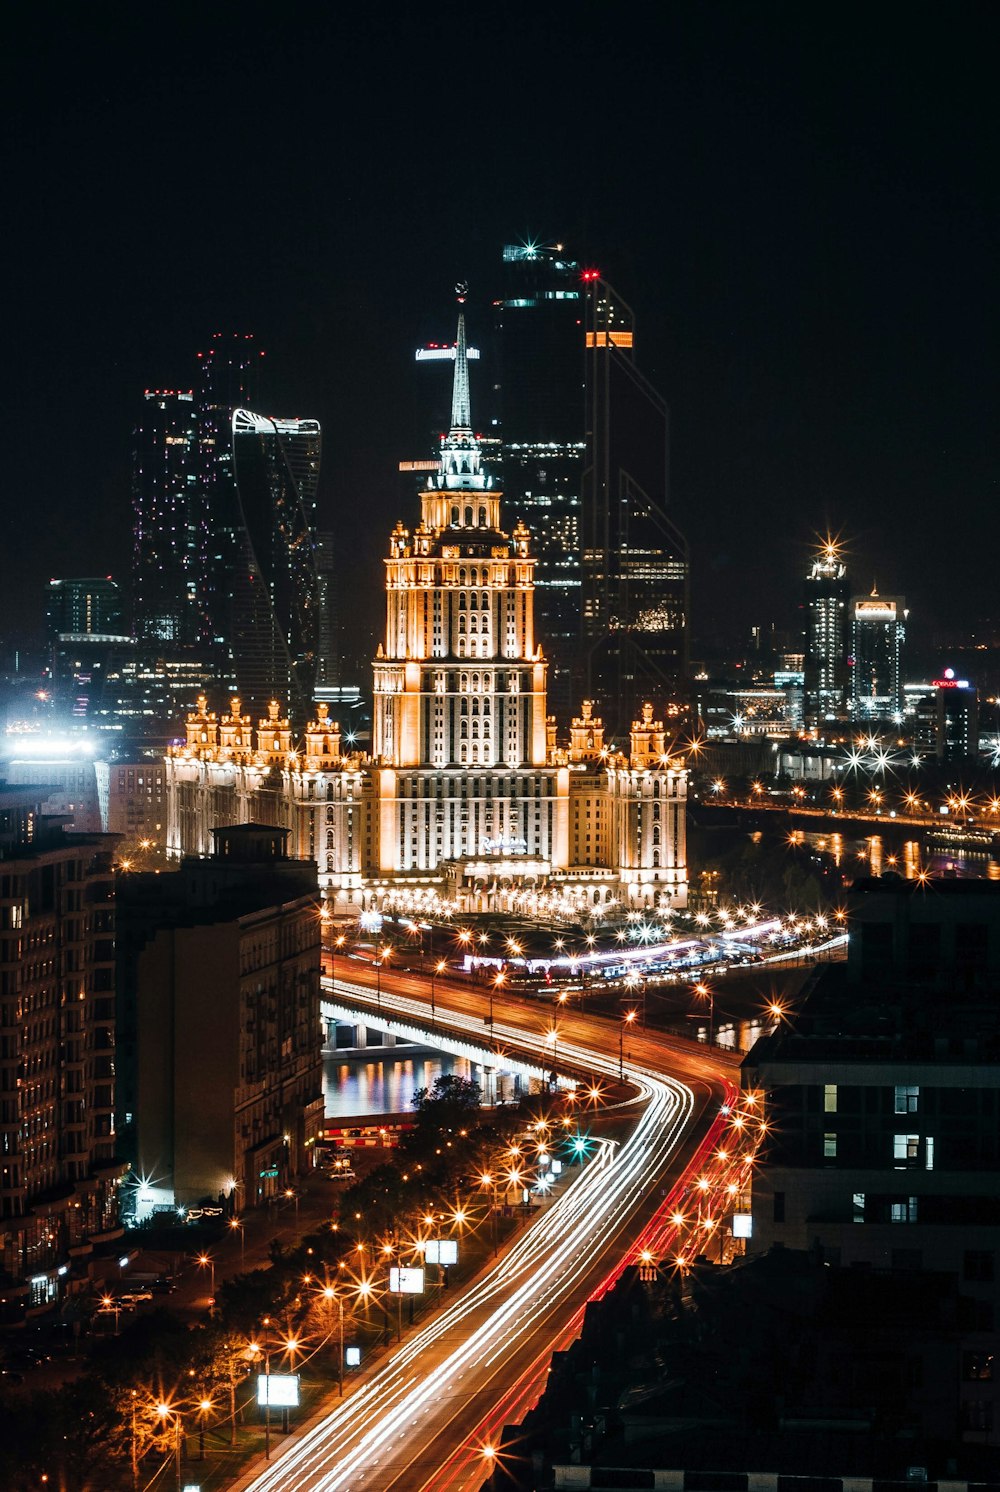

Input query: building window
[823,1132,837,1159]
[963,1250,995,1282]
[893,1134,920,1166]
[890,1196,918,1223]
[925,1135,935,1170]
[963,1351,995,1382]
[853,1191,865,1222]
[894,1084,919,1113]
[824,1083,837,1113]
[961,1401,994,1433]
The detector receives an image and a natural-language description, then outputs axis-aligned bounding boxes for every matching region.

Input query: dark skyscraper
[803,543,849,727]
[229,408,323,727]
[132,390,206,645]
[132,336,330,730]
[580,272,688,734]
[497,243,687,733]
[497,244,585,716]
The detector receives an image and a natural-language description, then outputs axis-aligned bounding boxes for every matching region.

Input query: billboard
[389,1267,424,1294]
[422,1239,458,1266]
[256,1373,300,1407]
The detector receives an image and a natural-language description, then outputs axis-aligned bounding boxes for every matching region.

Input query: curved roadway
[237,966,740,1492]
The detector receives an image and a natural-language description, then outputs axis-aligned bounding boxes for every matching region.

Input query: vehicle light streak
[241,991,696,1492]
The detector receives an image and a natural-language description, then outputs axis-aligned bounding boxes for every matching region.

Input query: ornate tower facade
[371,302,567,875]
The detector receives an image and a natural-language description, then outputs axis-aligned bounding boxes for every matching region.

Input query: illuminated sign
[585,330,633,348]
[415,345,480,361]
[389,1267,424,1295]
[345,1346,361,1367]
[257,1373,300,1407]
[480,836,528,855]
[423,1239,458,1266]
[732,1214,753,1239]
[855,601,896,621]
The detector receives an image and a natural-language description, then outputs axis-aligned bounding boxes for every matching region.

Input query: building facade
[802,543,849,726]
[165,308,688,917]
[743,879,1000,1445]
[0,805,124,1321]
[849,587,905,721]
[116,825,323,1219]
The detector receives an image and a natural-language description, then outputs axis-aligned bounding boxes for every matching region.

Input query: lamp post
[375,945,392,1016]
[619,1009,637,1079]
[284,1188,300,1228]
[197,1252,215,1307]
[197,1397,212,1460]
[489,969,505,1029]
[331,931,346,983]
[431,959,446,1025]
[323,1286,345,1395]
[694,981,714,1045]
[229,1217,245,1272]
[154,1402,182,1491]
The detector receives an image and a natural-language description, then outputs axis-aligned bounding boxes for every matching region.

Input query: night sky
[3,3,997,666]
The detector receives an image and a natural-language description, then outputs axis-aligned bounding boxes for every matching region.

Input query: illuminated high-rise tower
[133,389,207,645]
[802,541,849,726]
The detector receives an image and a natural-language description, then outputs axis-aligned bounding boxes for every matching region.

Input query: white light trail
[241,992,694,1492]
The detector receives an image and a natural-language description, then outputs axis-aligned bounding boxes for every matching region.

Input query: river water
[790,826,1000,882]
[323,1047,476,1119]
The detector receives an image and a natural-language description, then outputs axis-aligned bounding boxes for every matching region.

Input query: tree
[412,1074,482,1128]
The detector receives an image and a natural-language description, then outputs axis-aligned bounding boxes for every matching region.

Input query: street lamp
[694,981,714,1045]
[331,932,346,983]
[322,1286,345,1395]
[376,944,392,1016]
[431,959,446,1025]
[154,1401,183,1491]
[196,1397,213,1460]
[489,969,505,1028]
[619,1009,637,1079]
[229,1217,245,1272]
[284,1188,300,1228]
[196,1252,215,1307]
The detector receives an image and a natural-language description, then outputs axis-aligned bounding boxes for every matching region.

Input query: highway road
[236,967,741,1492]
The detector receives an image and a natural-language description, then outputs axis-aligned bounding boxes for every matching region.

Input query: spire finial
[451,282,471,432]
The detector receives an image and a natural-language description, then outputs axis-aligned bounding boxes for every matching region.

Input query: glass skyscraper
[132,335,331,732]
[497,243,688,734]
[802,544,849,725]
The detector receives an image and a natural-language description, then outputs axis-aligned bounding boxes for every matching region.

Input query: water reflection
[323,1049,474,1119]
[799,827,1000,882]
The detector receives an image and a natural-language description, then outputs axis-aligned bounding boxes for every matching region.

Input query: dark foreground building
[116,824,323,1221]
[0,792,124,1322]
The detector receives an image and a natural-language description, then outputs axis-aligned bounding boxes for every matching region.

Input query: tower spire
[450,283,471,433]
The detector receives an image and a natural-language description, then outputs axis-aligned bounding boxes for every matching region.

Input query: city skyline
[3,6,997,660]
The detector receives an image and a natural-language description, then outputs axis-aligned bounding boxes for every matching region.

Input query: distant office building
[0,803,123,1321]
[132,337,331,732]
[850,586,905,720]
[581,271,688,733]
[116,825,323,1218]
[229,408,324,727]
[496,244,585,714]
[802,544,849,726]
[132,391,207,645]
[934,669,979,762]
[493,244,688,731]
[46,577,124,642]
